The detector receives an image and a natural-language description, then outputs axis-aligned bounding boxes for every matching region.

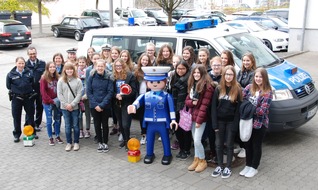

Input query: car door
[58,17,70,36]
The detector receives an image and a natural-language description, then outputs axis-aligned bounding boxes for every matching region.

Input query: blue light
[175,19,218,33]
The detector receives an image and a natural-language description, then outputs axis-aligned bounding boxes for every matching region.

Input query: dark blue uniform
[133,90,176,164]
[25,58,45,128]
[6,67,36,139]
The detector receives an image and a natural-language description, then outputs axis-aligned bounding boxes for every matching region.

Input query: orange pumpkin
[23,125,34,136]
[127,138,140,151]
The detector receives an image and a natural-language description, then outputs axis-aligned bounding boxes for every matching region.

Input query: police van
[77,20,318,132]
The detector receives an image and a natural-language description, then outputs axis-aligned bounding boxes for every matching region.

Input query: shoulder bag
[66,82,85,112]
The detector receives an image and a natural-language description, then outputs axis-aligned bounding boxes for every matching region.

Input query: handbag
[66,82,85,112]
[239,118,253,142]
[179,106,192,131]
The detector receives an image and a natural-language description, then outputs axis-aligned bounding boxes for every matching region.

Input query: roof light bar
[175,19,218,33]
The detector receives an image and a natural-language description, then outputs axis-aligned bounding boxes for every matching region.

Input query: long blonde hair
[113,58,127,80]
[219,65,242,103]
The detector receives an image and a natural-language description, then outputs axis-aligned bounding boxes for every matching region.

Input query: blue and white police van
[78,19,318,132]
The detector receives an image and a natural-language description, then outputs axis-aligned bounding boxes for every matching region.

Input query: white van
[78,21,318,132]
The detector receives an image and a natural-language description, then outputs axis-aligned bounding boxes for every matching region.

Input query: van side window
[182,39,218,57]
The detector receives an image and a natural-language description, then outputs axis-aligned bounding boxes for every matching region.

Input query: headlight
[272,89,293,101]
[274,38,284,42]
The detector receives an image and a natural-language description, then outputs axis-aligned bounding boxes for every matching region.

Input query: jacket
[26,58,46,92]
[40,77,58,105]
[242,84,273,129]
[57,77,83,110]
[86,71,113,109]
[6,67,34,95]
[169,71,190,112]
[185,83,214,124]
[239,100,256,120]
[111,72,138,106]
[211,86,241,131]
[237,70,254,88]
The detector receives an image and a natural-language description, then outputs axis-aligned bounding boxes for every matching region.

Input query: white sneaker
[158,136,161,141]
[245,167,258,178]
[65,143,72,152]
[140,136,146,145]
[239,166,251,176]
[73,143,80,151]
[238,148,246,158]
[118,133,123,142]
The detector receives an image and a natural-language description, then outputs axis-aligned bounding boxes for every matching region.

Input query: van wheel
[53,28,60,37]
[74,32,82,41]
[263,39,273,51]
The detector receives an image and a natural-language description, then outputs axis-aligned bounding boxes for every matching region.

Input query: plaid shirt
[243,84,273,129]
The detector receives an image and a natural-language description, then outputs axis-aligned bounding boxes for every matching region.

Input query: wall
[289,0,318,51]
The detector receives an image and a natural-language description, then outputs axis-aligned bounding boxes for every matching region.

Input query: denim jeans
[191,122,206,159]
[62,109,79,144]
[215,121,235,168]
[43,103,61,138]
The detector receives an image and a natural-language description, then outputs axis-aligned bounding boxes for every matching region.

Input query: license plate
[15,36,24,40]
[307,106,318,119]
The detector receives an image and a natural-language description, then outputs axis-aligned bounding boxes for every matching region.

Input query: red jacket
[40,77,58,105]
[185,83,214,124]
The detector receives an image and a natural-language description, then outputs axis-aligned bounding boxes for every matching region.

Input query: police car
[78,19,318,132]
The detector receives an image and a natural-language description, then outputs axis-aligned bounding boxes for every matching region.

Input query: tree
[151,0,187,26]
[0,0,54,33]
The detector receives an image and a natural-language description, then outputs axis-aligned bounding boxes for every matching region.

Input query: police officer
[25,46,46,132]
[6,57,36,143]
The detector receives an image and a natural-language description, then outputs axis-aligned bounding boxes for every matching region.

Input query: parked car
[144,9,177,26]
[115,8,156,26]
[223,20,289,51]
[81,9,128,27]
[232,11,263,17]
[171,8,194,20]
[51,16,102,41]
[0,19,32,48]
[178,13,226,23]
[234,15,289,33]
[264,8,289,21]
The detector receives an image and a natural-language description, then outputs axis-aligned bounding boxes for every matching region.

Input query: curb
[280,51,308,59]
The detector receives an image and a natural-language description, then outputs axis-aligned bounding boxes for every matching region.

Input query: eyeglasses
[28,53,36,55]
[147,49,155,52]
[225,73,234,76]
[212,64,221,67]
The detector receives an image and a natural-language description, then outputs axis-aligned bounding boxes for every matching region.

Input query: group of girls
[37,42,272,179]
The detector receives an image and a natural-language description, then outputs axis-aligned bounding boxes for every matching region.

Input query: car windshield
[131,10,147,18]
[4,24,28,33]
[245,22,269,32]
[81,18,100,27]
[152,11,167,18]
[270,17,288,27]
[100,11,120,20]
[215,33,280,68]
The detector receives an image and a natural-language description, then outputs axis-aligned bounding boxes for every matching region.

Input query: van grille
[294,82,315,98]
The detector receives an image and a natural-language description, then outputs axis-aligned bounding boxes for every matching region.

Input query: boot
[195,159,207,173]
[188,157,199,171]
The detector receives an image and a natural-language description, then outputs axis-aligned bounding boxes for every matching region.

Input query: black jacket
[6,67,34,95]
[169,71,190,112]
[237,70,254,88]
[239,99,256,120]
[111,72,138,106]
[26,58,46,92]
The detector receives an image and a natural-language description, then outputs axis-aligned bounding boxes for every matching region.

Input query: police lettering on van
[77,19,318,132]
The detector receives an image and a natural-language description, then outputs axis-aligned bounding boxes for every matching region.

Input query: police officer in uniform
[6,57,36,143]
[25,47,46,133]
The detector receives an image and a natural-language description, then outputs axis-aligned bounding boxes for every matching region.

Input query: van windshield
[215,33,280,68]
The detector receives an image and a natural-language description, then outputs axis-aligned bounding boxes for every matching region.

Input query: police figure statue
[6,57,36,143]
[128,67,178,165]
